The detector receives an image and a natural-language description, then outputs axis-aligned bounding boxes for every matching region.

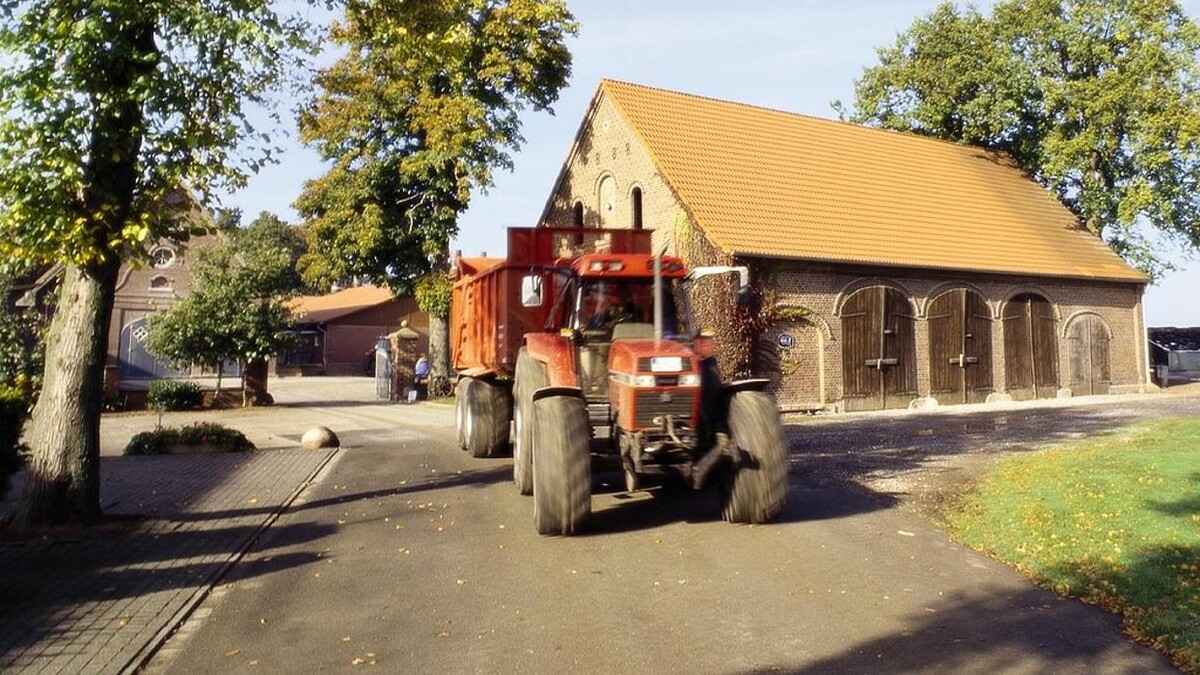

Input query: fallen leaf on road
[897,530,916,537]
[248,497,258,505]
[437,631,450,638]
[225,649,240,657]
[342,636,352,642]
[456,579,466,585]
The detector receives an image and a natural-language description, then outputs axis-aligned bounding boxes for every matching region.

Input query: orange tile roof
[598,80,1145,283]
[287,285,396,324]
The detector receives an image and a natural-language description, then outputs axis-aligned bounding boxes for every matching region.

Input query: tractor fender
[531,386,585,403]
[722,378,771,396]
[523,333,579,389]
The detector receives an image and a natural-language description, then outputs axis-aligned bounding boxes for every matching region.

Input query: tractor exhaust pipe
[653,244,667,343]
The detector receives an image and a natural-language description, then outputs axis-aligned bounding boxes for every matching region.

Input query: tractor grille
[633,389,696,429]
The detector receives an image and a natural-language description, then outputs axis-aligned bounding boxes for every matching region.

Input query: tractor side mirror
[520,275,543,307]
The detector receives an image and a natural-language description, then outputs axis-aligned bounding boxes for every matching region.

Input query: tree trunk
[427,313,451,398]
[15,12,156,528]
[16,261,120,527]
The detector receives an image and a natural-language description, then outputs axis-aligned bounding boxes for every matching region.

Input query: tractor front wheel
[532,395,591,535]
[722,391,788,524]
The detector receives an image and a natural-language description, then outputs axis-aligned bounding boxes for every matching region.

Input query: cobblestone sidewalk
[0,448,337,674]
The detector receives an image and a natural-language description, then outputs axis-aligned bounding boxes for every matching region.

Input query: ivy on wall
[672,215,816,381]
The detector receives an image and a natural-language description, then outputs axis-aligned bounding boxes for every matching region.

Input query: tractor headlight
[632,374,657,387]
[678,373,700,386]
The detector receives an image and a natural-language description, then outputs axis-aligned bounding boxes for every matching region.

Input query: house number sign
[777,333,796,350]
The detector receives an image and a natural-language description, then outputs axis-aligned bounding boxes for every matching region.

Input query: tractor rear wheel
[722,391,788,524]
[512,348,546,495]
[532,395,591,535]
[462,378,511,458]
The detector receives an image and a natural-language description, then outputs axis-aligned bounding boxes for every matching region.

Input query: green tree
[0,270,51,396]
[235,211,313,295]
[146,236,295,405]
[295,0,577,394]
[846,0,1200,279]
[0,1,313,526]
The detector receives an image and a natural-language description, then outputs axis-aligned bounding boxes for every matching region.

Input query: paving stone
[0,448,334,674]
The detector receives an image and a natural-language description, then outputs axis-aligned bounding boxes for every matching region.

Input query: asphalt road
[148,382,1184,674]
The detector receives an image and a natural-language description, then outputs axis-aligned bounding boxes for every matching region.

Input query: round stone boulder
[301,426,340,450]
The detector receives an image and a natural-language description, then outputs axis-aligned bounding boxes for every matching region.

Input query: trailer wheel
[455,377,472,451]
[512,348,546,495]
[722,391,788,524]
[532,395,591,535]
[462,379,512,458]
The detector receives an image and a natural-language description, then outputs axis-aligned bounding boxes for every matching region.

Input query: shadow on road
[0,520,334,662]
[782,584,1177,673]
[784,401,1192,495]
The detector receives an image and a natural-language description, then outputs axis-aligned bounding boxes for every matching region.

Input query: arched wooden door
[841,287,916,411]
[928,289,993,404]
[1067,314,1111,396]
[1002,293,1058,400]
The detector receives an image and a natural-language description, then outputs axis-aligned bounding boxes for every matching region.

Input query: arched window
[597,175,616,227]
[631,187,643,230]
[149,275,171,292]
[572,201,584,226]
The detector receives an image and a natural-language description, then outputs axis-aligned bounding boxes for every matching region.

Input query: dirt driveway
[783,386,1200,521]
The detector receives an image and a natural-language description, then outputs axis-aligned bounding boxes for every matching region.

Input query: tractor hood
[607,338,698,378]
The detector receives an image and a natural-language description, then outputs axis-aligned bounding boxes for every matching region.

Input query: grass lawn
[945,417,1200,672]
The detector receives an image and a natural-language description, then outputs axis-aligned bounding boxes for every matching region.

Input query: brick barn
[538,80,1151,411]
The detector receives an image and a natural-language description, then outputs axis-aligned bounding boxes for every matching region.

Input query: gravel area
[782,382,1200,521]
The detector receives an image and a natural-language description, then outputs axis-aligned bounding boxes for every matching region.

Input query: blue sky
[224,0,1200,327]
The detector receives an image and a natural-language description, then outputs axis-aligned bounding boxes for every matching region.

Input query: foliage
[124,421,254,455]
[146,236,295,398]
[0,1,315,272]
[946,418,1200,671]
[414,273,453,317]
[670,212,754,378]
[0,384,28,500]
[231,211,314,295]
[0,271,50,397]
[146,379,204,411]
[295,0,578,294]
[846,0,1200,280]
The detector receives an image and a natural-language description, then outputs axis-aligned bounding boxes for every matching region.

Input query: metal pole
[653,250,663,343]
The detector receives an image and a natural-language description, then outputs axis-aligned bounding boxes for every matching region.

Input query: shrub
[146,379,204,411]
[0,384,29,500]
[124,422,254,455]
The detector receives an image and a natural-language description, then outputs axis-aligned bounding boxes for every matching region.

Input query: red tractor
[452,227,788,535]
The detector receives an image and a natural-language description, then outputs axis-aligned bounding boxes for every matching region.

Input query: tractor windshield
[574,278,693,340]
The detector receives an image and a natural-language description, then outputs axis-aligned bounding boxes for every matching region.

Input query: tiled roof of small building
[287,285,396,324]
[598,79,1145,283]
